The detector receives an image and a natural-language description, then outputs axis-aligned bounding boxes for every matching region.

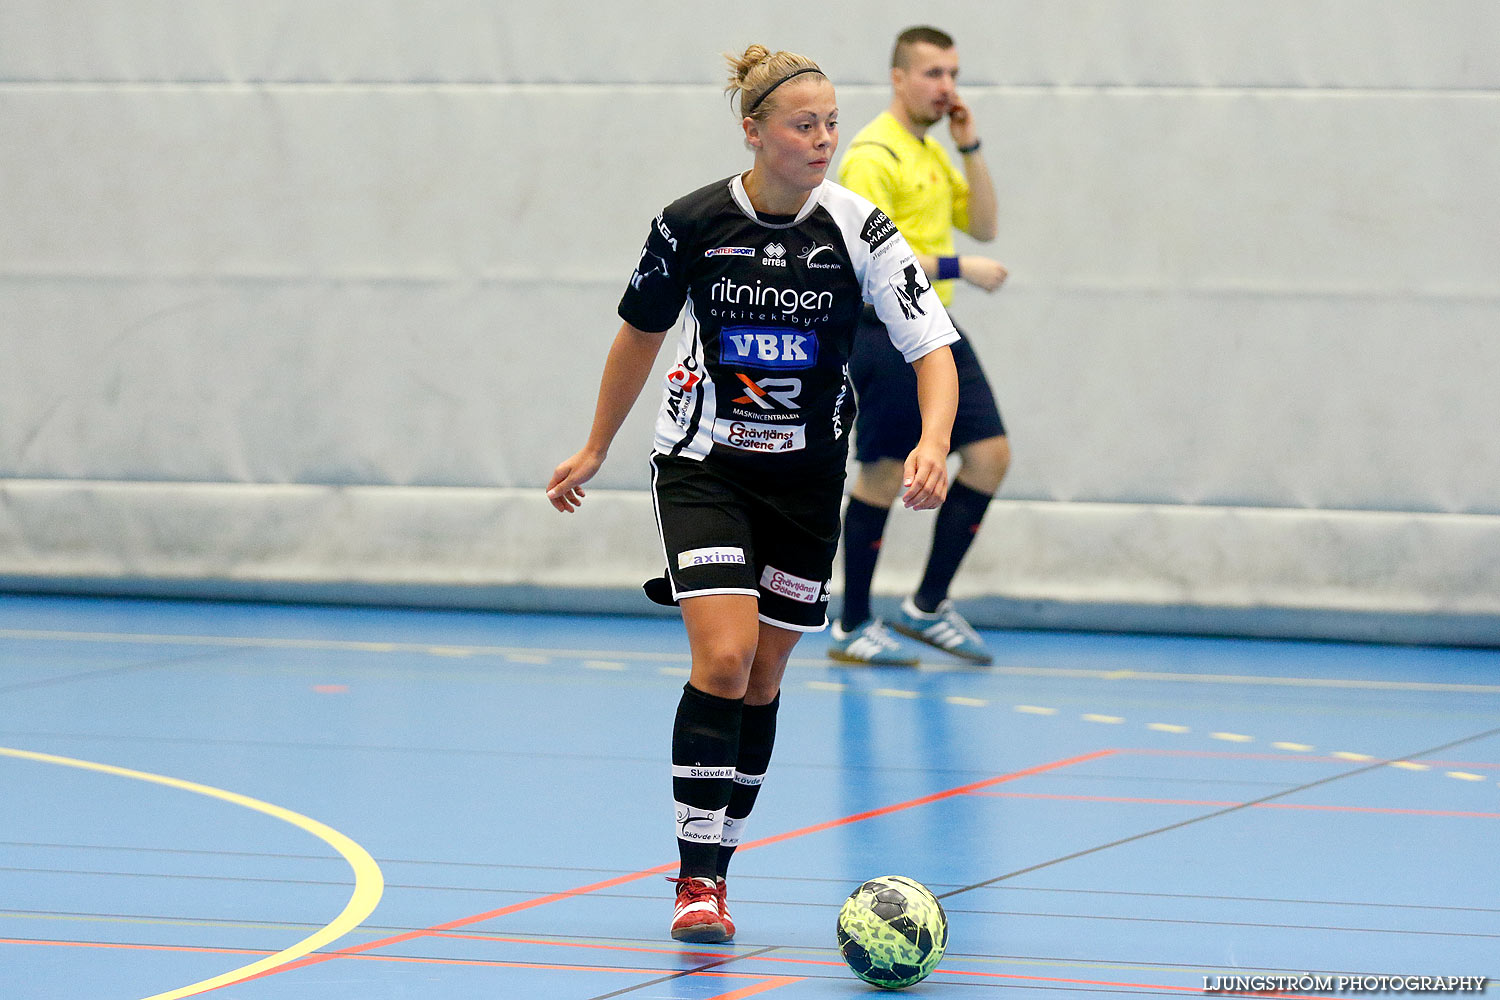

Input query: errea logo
[762,242,787,268]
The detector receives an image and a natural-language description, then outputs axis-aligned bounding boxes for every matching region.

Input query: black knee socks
[671,683,743,879]
[717,693,779,878]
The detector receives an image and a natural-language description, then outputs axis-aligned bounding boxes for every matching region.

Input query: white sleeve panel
[819,182,958,363]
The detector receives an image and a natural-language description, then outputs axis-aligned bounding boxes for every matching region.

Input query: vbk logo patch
[720,326,818,369]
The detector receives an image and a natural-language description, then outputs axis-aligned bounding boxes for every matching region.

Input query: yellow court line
[0,746,384,1000]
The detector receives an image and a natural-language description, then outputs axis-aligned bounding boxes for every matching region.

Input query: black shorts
[649,453,843,632]
[850,305,1005,464]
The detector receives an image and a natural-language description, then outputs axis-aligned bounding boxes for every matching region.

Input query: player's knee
[743,667,784,706]
[692,642,756,696]
[957,436,1010,494]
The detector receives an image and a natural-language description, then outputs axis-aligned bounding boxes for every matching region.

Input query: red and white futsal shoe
[716,877,735,941]
[669,876,728,943]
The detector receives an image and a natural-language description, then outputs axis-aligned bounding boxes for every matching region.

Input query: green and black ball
[836,875,948,989]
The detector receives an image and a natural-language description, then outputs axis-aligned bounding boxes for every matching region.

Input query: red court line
[0,935,804,988]
[236,861,679,982]
[1,935,1331,998]
[430,930,732,959]
[597,952,1331,999]
[239,748,1116,986]
[738,749,1119,852]
[327,954,787,978]
[703,979,806,1000]
[973,791,1500,819]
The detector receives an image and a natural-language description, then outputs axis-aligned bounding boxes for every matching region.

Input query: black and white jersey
[619,174,958,472]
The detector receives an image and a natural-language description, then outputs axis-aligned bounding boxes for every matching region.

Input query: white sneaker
[890,597,992,664]
[828,619,919,666]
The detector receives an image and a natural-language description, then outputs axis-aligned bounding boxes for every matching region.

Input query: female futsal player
[547,44,960,943]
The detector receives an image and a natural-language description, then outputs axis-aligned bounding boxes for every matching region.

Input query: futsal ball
[835,875,948,989]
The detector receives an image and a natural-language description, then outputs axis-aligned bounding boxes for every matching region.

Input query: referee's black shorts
[648,453,843,632]
[850,304,1005,464]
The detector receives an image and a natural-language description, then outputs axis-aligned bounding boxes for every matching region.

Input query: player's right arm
[552,203,689,512]
[547,321,668,513]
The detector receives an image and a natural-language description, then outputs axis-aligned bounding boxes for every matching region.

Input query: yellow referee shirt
[838,111,971,307]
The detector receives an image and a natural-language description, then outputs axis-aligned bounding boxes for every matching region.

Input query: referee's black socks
[671,683,744,879]
[914,480,994,613]
[839,496,891,630]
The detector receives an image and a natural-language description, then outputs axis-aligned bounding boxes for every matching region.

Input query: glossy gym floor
[2,594,1497,998]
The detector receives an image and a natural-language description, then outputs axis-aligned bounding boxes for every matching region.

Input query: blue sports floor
[2,594,1497,999]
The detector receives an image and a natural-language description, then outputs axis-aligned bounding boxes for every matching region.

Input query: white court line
[8,629,1500,693]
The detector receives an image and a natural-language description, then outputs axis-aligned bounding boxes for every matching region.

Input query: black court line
[0,648,240,695]
[581,945,783,1000]
[940,724,1500,899]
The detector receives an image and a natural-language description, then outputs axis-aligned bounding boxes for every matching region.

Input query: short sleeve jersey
[619,174,958,473]
[838,111,970,307]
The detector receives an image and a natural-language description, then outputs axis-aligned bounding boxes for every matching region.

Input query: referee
[829,25,1010,667]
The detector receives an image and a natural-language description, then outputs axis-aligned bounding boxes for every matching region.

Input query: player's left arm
[947,93,998,243]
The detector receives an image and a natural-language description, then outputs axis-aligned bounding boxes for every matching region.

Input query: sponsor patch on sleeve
[860,208,898,253]
[677,546,747,570]
[759,565,827,604]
